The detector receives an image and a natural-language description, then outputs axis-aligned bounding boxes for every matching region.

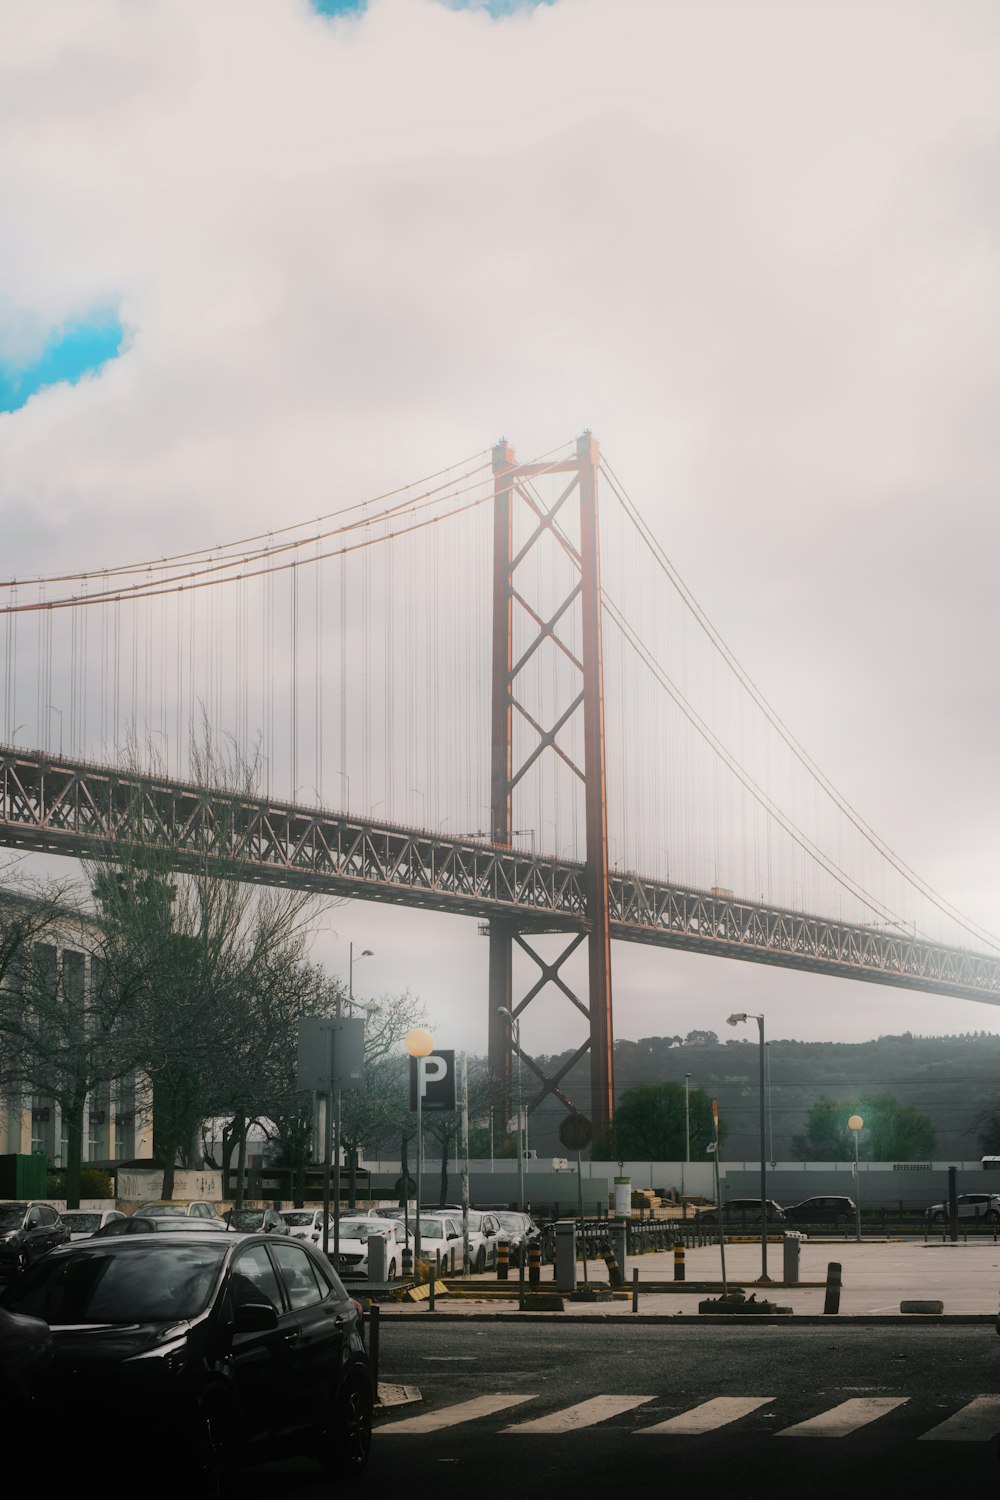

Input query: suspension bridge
[2,433,997,1136]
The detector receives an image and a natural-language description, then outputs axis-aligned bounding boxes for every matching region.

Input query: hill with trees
[523,1029,1000,1161]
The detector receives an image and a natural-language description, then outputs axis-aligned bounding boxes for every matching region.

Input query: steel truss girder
[2,745,999,1005]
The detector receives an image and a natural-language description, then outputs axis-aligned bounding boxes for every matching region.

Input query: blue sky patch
[0,315,124,415]
[311,0,556,17]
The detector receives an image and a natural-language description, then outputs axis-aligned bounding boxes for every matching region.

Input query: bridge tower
[488,433,615,1139]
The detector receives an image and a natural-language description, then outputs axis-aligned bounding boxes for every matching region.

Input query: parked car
[0,1201,70,1276]
[926,1192,1000,1225]
[0,1230,373,1484]
[414,1213,465,1272]
[59,1209,127,1240]
[223,1207,289,1235]
[92,1215,230,1237]
[493,1210,544,1265]
[132,1200,218,1219]
[695,1199,787,1225]
[281,1208,330,1243]
[377,1204,503,1272]
[782,1196,857,1226]
[333,1216,414,1280]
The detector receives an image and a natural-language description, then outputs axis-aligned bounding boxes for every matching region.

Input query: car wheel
[16,1250,29,1274]
[930,1211,946,1225]
[319,1372,373,1480]
[986,1211,1000,1225]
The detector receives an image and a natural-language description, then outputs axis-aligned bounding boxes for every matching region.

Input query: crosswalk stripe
[505,1395,656,1433]
[636,1396,775,1435]
[919,1396,1000,1442]
[381,1393,537,1433]
[777,1397,908,1437]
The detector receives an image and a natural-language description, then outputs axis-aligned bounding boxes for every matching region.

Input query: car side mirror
[234,1301,279,1333]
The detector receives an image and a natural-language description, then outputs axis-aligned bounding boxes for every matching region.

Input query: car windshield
[339,1221,383,1243]
[63,1214,101,1233]
[494,1213,525,1233]
[137,1204,188,1216]
[227,1211,265,1230]
[417,1219,448,1238]
[3,1242,227,1324]
[282,1212,317,1227]
[0,1207,26,1229]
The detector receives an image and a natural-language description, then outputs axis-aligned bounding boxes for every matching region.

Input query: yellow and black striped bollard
[528,1243,541,1287]
[673,1243,685,1281]
[496,1239,509,1281]
[601,1240,624,1288]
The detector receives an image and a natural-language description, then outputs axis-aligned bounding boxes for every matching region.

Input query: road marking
[777,1398,908,1437]
[506,1395,656,1433]
[637,1397,775,1435]
[382,1393,537,1433]
[919,1397,1000,1442]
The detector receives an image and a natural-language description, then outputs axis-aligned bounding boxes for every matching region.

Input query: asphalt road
[251,1321,1000,1496]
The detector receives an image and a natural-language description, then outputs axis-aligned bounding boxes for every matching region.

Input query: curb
[375,1309,995,1327]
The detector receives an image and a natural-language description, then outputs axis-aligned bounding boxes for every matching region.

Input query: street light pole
[405,1026,435,1277]
[848,1114,864,1242]
[497,1006,525,1212]
[682,1072,691,1206]
[727,1011,770,1282]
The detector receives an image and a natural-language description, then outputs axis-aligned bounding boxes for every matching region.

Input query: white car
[132,1200,218,1219]
[380,1206,501,1272]
[57,1209,127,1240]
[332,1215,414,1280]
[281,1208,329,1243]
[926,1192,1000,1225]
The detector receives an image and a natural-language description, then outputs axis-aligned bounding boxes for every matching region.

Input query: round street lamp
[727,1011,769,1282]
[405,1027,436,1274]
[848,1114,864,1242]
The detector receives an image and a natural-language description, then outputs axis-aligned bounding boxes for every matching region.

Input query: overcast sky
[2,0,999,1074]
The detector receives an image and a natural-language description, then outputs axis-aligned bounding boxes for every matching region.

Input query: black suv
[696,1199,786,1225]
[0,1230,373,1484]
[782,1196,857,1226]
[0,1202,69,1277]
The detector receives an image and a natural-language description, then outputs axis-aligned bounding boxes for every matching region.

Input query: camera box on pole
[295,1017,366,1092]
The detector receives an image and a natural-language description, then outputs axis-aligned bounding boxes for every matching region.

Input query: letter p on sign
[410,1050,456,1112]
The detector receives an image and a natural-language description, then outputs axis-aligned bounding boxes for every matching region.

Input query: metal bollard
[497,1240,510,1281]
[823,1261,842,1315]
[428,1268,435,1312]
[528,1244,541,1287]
[601,1239,625,1288]
[673,1244,686,1282]
[402,1245,413,1280]
[518,1254,526,1312]
[632,1266,639,1312]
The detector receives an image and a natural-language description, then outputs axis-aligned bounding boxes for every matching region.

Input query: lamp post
[848,1114,864,1242]
[348,943,373,1013]
[405,1026,435,1274]
[497,1006,525,1212]
[727,1011,770,1282]
[682,1072,691,1207]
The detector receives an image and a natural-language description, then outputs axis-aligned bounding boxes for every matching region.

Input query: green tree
[792,1093,936,1161]
[592,1082,721,1159]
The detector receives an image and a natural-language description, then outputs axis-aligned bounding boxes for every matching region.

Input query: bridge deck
[2,746,998,1005]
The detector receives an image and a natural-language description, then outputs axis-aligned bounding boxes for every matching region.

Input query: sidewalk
[374,1238,1000,1321]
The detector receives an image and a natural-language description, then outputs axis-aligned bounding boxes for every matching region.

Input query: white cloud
[2,0,1000,1065]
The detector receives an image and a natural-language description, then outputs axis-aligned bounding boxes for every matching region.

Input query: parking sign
[409,1050,456,1112]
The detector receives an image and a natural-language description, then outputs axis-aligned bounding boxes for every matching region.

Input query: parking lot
[380,1236,1000,1319]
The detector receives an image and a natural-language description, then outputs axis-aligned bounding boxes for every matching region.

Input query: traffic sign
[409,1049,456,1112]
[559,1113,593,1151]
